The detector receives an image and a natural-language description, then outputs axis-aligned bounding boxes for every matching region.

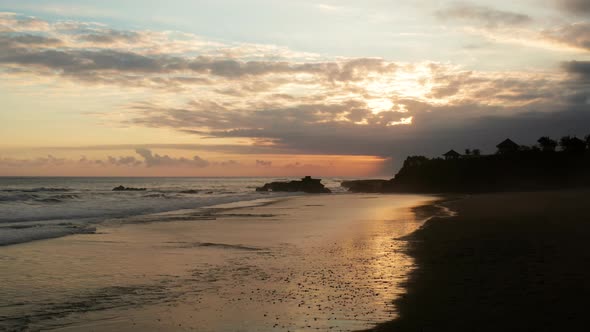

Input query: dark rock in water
[180,189,200,194]
[341,179,392,193]
[112,185,147,191]
[256,176,331,193]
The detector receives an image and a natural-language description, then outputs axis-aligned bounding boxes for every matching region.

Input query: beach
[370,189,590,331]
[0,193,438,331]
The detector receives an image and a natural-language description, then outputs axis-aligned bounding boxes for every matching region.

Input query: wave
[166,241,265,251]
[0,283,169,330]
[0,193,293,246]
[0,222,96,247]
[142,193,176,199]
[0,177,318,246]
[0,193,79,204]
[0,187,72,193]
[179,189,200,194]
[0,193,39,202]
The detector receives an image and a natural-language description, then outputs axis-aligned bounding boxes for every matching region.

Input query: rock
[256,176,331,193]
[112,185,147,191]
[341,179,391,193]
[180,189,200,194]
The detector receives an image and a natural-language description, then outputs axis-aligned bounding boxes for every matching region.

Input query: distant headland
[344,135,590,193]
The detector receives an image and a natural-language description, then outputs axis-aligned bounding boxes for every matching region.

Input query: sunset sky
[0,0,589,176]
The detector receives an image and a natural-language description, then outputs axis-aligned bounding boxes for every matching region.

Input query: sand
[0,193,437,332]
[370,189,590,332]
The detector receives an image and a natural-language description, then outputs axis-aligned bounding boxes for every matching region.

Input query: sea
[0,177,346,247]
[0,177,437,331]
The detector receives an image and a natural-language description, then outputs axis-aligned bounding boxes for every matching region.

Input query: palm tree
[538,136,557,152]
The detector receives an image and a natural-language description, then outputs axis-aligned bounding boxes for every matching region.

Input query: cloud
[76,29,144,44]
[542,23,590,51]
[134,148,210,168]
[2,12,589,173]
[432,3,587,52]
[106,155,142,167]
[316,4,349,13]
[0,13,50,32]
[26,143,298,156]
[256,160,272,167]
[562,60,590,77]
[435,3,532,28]
[0,154,140,168]
[554,0,590,15]
[0,150,212,169]
[0,13,402,95]
[0,34,62,48]
[0,155,66,168]
[0,46,395,82]
[122,60,589,170]
[562,61,590,105]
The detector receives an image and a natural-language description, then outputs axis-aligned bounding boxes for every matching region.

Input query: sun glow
[367,98,394,114]
[387,116,413,126]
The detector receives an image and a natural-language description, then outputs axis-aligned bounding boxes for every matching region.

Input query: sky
[0,0,589,177]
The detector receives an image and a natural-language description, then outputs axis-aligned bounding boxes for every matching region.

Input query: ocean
[0,177,346,246]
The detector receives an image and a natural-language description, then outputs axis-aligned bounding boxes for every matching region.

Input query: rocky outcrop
[341,179,392,193]
[256,176,331,193]
[112,185,147,191]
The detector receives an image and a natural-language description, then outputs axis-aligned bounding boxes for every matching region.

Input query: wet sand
[370,190,590,332]
[0,193,437,331]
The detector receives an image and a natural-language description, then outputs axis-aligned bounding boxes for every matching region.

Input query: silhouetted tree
[473,149,481,156]
[465,149,471,156]
[560,136,586,153]
[585,135,590,150]
[404,156,429,168]
[538,136,558,152]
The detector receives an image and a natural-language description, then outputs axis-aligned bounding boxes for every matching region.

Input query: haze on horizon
[0,0,588,177]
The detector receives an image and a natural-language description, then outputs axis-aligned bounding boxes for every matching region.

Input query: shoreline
[408,194,463,223]
[367,189,590,331]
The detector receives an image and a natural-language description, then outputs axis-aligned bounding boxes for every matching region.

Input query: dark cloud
[435,3,532,28]
[543,23,590,51]
[130,100,412,136]
[126,66,590,172]
[77,29,143,44]
[554,0,590,15]
[0,34,62,48]
[0,32,396,87]
[562,60,590,78]
[135,148,210,168]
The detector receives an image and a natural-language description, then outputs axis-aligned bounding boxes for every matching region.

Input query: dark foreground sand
[369,190,590,331]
